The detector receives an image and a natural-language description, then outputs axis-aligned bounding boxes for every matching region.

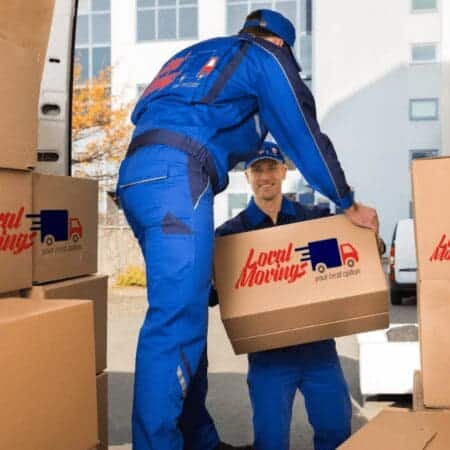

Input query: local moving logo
[429,234,450,261]
[0,207,35,255]
[235,238,360,289]
[26,210,83,254]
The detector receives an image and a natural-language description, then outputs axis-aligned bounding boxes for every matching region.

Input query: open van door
[37,0,78,176]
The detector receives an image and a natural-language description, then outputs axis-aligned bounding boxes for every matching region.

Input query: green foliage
[115,265,146,287]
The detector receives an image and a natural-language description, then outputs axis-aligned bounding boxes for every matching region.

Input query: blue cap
[242,9,296,47]
[245,142,286,169]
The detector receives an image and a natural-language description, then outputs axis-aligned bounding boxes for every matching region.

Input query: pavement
[108,287,418,450]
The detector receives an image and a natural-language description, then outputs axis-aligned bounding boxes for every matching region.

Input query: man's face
[245,159,287,202]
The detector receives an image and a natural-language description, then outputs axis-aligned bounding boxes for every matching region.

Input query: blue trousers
[117,145,220,450]
[248,340,352,450]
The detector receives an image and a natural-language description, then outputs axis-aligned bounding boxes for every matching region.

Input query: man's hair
[239,10,279,39]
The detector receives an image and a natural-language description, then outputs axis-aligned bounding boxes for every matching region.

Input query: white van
[389,219,417,305]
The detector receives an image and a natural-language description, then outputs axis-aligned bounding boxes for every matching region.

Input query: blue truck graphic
[27,210,83,245]
[295,238,359,273]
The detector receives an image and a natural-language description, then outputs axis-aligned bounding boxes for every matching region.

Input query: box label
[0,206,35,255]
[235,237,361,289]
[27,209,85,256]
[429,234,450,262]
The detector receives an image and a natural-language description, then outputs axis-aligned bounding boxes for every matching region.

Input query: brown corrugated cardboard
[214,215,389,354]
[412,157,450,282]
[31,173,98,283]
[413,370,425,412]
[0,298,98,450]
[0,170,33,293]
[412,158,450,408]
[24,275,108,373]
[0,0,55,170]
[338,408,450,449]
[0,0,55,62]
[0,39,39,170]
[96,372,109,450]
[417,280,450,408]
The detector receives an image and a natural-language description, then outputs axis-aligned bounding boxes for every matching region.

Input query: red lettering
[235,244,308,289]
[430,234,450,262]
[160,56,186,76]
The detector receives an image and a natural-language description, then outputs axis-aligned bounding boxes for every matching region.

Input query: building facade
[75,0,449,242]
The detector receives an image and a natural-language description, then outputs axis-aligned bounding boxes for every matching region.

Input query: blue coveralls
[117,33,354,450]
[213,197,352,450]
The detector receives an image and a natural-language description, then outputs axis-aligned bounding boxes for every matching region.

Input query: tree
[71,62,133,180]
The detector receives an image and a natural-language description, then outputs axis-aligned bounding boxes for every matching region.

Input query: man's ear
[282,164,288,180]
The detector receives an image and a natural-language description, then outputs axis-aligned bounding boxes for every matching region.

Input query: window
[409,99,439,120]
[137,0,198,42]
[409,148,439,217]
[226,0,313,79]
[228,193,248,217]
[75,0,111,82]
[412,0,437,11]
[409,149,439,162]
[411,43,438,63]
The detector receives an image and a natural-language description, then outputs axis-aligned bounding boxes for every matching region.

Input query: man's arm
[248,40,353,210]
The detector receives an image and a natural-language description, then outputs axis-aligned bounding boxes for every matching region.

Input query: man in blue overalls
[213,142,352,450]
[117,8,379,450]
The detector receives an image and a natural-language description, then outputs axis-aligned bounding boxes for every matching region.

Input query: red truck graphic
[295,238,359,273]
[27,210,83,245]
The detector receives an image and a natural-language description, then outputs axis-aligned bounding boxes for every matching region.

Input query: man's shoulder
[215,211,248,237]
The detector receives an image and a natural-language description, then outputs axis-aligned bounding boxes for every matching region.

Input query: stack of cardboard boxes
[0,1,108,449]
[339,157,450,449]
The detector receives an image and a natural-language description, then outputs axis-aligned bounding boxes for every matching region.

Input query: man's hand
[344,202,379,233]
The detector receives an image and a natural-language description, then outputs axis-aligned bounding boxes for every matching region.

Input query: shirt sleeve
[249,40,354,209]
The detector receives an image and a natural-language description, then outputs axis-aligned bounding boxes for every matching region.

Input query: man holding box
[117,8,378,450]
[212,142,352,450]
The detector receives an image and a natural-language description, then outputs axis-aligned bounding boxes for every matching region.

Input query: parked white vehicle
[389,219,417,305]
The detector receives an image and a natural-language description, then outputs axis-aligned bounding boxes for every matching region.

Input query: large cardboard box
[24,275,108,373]
[214,215,389,354]
[0,0,55,170]
[0,170,33,293]
[0,298,98,450]
[338,408,450,449]
[96,372,109,450]
[31,173,98,283]
[412,158,450,408]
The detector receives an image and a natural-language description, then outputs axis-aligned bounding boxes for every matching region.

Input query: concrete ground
[108,287,417,450]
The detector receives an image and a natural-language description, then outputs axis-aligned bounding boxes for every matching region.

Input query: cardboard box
[0,0,55,62]
[96,372,109,450]
[24,275,108,373]
[412,158,450,408]
[0,298,98,450]
[338,408,450,449]
[413,370,425,412]
[417,280,450,408]
[0,39,40,170]
[214,215,389,354]
[412,157,450,281]
[0,170,33,293]
[0,0,55,170]
[31,173,98,283]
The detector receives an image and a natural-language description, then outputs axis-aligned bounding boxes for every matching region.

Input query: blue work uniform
[214,197,352,450]
[117,32,354,450]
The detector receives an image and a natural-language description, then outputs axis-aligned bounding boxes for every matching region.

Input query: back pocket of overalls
[117,162,169,190]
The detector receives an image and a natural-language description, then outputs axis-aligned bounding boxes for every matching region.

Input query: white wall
[314,0,442,243]
[441,0,450,155]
